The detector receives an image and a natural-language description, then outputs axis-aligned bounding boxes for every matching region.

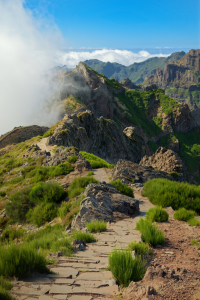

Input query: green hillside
[84,51,185,84]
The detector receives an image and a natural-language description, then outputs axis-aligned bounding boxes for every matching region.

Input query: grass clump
[0,244,49,278]
[143,178,200,213]
[80,151,114,169]
[87,171,94,176]
[110,179,134,198]
[136,218,165,246]
[187,217,200,226]
[68,176,99,199]
[86,219,107,233]
[174,207,197,221]
[72,230,96,243]
[108,249,146,287]
[26,202,58,227]
[67,156,77,163]
[0,277,15,300]
[191,239,200,247]
[146,206,169,223]
[1,228,26,243]
[127,241,152,255]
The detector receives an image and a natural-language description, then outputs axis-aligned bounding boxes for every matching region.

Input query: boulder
[111,159,174,184]
[71,182,139,229]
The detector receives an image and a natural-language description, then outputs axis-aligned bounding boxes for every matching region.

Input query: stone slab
[68,296,92,300]
[54,279,75,284]
[74,280,107,288]
[53,296,68,300]
[13,286,42,295]
[23,278,52,283]
[39,296,54,300]
[49,285,73,294]
[76,272,105,281]
[49,268,79,279]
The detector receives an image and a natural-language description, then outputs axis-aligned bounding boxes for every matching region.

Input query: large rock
[140,147,186,181]
[47,110,146,164]
[71,182,139,229]
[111,159,174,184]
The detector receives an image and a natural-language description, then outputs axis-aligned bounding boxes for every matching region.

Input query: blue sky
[24,0,200,49]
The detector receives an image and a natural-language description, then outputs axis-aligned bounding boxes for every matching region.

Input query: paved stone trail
[11,191,153,300]
[37,138,55,156]
[93,168,112,183]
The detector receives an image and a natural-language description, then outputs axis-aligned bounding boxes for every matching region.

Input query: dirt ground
[123,206,200,300]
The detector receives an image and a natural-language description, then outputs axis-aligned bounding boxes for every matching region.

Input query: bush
[72,230,96,243]
[110,179,134,198]
[136,218,165,246]
[59,202,71,219]
[174,208,197,221]
[0,244,49,278]
[86,219,107,233]
[143,178,200,213]
[108,249,146,287]
[0,191,6,198]
[6,187,33,222]
[30,182,66,204]
[43,130,53,138]
[187,217,200,226]
[67,156,77,163]
[0,277,15,300]
[87,171,94,176]
[26,203,58,227]
[146,206,169,223]
[80,151,114,169]
[1,228,26,243]
[127,241,152,255]
[68,176,99,199]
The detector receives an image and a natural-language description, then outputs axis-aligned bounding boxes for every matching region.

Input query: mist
[0,0,64,135]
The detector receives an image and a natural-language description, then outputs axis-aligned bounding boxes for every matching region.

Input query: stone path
[93,168,111,183]
[37,138,55,156]
[11,191,153,300]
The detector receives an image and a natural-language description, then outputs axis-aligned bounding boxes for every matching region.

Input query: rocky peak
[120,78,137,89]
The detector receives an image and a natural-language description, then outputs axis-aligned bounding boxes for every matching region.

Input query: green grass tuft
[108,249,146,287]
[110,179,134,198]
[72,230,96,243]
[127,241,152,255]
[80,151,114,169]
[146,206,169,223]
[68,176,99,199]
[174,208,197,221]
[136,218,165,246]
[187,217,200,226]
[86,219,107,233]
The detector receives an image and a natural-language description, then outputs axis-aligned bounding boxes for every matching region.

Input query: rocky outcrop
[111,159,174,184]
[140,147,186,181]
[0,125,49,149]
[47,110,147,164]
[120,78,137,89]
[71,182,139,229]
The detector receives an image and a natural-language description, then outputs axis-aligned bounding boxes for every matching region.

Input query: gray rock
[71,182,139,229]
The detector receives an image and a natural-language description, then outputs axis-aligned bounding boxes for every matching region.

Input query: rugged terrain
[84,51,186,84]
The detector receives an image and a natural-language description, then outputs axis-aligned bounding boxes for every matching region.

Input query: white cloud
[56,49,170,68]
[0,0,64,135]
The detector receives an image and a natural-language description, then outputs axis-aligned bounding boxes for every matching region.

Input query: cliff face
[144,49,200,125]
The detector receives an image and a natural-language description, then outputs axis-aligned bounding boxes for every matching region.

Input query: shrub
[108,249,146,287]
[87,171,94,176]
[143,178,200,213]
[72,230,96,243]
[67,156,77,163]
[1,228,26,243]
[187,217,200,226]
[30,182,66,204]
[6,187,33,222]
[127,241,152,255]
[110,179,134,198]
[43,130,53,138]
[86,219,107,233]
[68,176,99,199]
[146,206,169,223]
[59,202,71,219]
[0,244,49,278]
[80,151,114,169]
[136,218,165,246]
[26,202,58,227]
[191,239,200,247]
[0,191,6,198]
[174,208,197,221]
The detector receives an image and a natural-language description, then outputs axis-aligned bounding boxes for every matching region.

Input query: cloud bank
[57,49,170,68]
[0,0,64,135]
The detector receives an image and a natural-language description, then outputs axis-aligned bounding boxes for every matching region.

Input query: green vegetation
[26,202,58,227]
[110,179,134,198]
[86,219,107,233]
[68,176,99,199]
[127,241,152,255]
[191,239,200,247]
[108,249,146,287]
[80,151,114,169]
[187,217,200,226]
[6,182,66,224]
[67,156,77,163]
[87,171,94,176]
[0,277,15,300]
[136,218,165,246]
[146,206,169,223]
[143,178,200,213]
[174,208,197,221]
[72,230,96,243]
[1,228,26,243]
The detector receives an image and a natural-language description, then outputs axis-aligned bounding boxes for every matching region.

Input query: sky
[0,0,199,135]
[24,0,200,49]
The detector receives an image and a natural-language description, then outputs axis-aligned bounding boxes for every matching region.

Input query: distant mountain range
[84,51,186,84]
